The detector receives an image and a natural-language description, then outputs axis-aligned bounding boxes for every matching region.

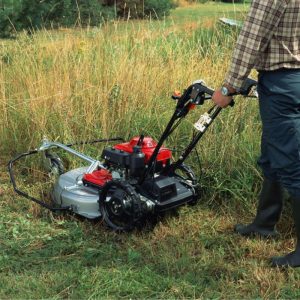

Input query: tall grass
[0,17,260,200]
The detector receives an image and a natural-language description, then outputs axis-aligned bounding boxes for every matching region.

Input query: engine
[103,136,172,175]
[78,136,196,231]
[82,136,172,186]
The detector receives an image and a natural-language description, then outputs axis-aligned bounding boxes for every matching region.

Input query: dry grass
[1,3,299,299]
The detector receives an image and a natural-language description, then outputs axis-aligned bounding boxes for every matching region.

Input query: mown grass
[1,2,300,299]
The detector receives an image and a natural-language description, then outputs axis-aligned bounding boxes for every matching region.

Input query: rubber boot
[271,198,300,268]
[234,178,283,238]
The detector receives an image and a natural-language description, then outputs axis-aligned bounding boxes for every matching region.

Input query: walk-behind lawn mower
[8,78,258,231]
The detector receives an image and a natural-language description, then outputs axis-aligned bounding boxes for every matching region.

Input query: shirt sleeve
[224,0,288,90]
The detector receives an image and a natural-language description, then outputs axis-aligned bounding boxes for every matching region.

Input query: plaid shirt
[225,0,300,90]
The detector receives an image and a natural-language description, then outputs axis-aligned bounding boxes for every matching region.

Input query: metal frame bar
[8,137,124,212]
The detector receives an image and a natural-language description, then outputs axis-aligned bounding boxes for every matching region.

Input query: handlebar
[173,77,258,108]
[172,78,257,101]
[239,77,258,96]
[191,79,214,96]
[191,81,236,107]
[146,77,258,178]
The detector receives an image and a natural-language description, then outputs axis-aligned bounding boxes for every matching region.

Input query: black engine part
[102,147,131,167]
[140,175,196,211]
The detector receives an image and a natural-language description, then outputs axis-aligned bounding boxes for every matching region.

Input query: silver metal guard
[38,139,106,174]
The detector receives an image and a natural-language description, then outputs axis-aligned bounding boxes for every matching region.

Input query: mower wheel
[174,164,199,205]
[44,151,65,176]
[99,180,143,232]
[174,163,197,187]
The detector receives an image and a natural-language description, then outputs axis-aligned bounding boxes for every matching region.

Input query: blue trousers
[258,68,300,197]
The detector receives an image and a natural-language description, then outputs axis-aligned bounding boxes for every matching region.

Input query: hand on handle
[212,88,234,108]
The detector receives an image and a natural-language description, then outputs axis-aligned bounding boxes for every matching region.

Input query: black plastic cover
[140,176,196,210]
[102,147,131,167]
[141,176,177,202]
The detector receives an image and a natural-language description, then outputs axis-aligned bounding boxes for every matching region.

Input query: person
[212,0,300,268]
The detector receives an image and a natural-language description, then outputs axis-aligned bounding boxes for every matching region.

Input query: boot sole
[234,224,278,239]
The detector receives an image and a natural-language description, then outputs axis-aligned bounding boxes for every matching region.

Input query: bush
[144,0,176,18]
[0,0,24,37]
[0,0,176,38]
[0,0,114,38]
[105,0,176,19]
[64,0,114,26]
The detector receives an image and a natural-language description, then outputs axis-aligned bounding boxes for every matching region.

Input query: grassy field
[1,2,300,299]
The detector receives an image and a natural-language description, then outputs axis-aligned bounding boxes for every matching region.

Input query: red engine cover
[114,136,172,165]
[83,169,112,187]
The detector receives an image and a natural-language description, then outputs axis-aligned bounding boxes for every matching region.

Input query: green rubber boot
[235,178,283,238]
[271,198,300,268]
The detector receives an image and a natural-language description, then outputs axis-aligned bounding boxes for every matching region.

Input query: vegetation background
[0,0,299,298]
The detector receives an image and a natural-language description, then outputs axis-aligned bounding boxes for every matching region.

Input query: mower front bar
[8,149,71,211]
[8,137,124,212]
